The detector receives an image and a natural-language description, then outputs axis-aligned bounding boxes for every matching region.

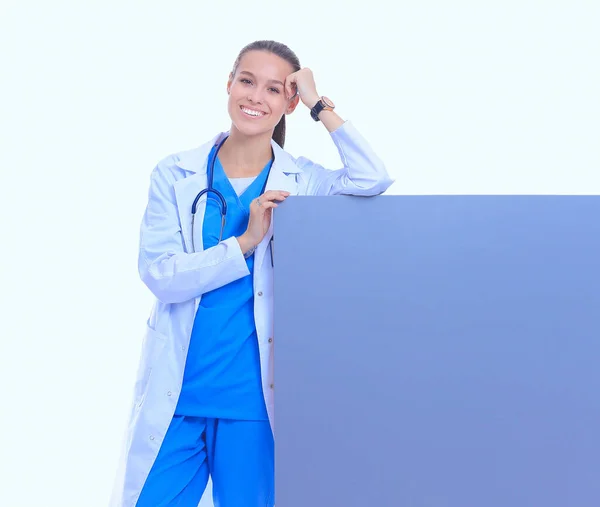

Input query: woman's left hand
[284,68,320,108]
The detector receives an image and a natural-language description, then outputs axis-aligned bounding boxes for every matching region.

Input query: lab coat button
[149,435,155,441]
[257,291,263,297]
[268,338,273,343]
[270,384,274,389]
[167,391,172,396]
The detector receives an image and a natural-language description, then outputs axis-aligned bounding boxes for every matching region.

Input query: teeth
[242,107,264,117]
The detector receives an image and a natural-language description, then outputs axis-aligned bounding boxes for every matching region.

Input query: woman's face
[227,50,299,138]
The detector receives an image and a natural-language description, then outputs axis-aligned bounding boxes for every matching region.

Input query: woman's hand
[237,190,290,253]
[284,68,343,132]
[284,68,320,109]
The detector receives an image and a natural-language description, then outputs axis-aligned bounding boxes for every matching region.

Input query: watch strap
[310,99,325,121]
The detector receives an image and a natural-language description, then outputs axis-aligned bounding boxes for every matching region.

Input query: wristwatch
[310,96,335,121]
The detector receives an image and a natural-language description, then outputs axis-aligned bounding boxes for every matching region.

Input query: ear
[227,72,233,94]
[285,94,300,115]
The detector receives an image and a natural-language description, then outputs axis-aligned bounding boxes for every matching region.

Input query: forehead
[236,50,294,81]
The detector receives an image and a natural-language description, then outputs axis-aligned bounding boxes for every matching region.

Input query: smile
[240,106,267,118]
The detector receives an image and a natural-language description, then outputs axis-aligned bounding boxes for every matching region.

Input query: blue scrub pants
[136,416,274,507]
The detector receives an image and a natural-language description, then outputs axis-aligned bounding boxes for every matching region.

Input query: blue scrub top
[175,144,272,421]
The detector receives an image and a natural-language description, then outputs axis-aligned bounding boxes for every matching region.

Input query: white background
[1,1,598,506]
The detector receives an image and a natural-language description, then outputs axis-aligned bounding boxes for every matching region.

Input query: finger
[257,196,285,207]
[252,198,278,212]
[289,82,298,100]
[284,74,296,100]
[255,194,278,206]
[253,202,277,216]
[261,196,287,206]
[261,190,290,201]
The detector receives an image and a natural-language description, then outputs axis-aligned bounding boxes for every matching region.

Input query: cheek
[227,90,243,114]
[269,95,288,114]
[228,86,240,101]
[228,83,245,102]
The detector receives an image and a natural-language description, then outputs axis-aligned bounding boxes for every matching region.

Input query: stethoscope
[191,136,275,265]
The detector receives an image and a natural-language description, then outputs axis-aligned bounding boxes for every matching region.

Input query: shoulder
[143,155,185,201]
[144,146,207,202]
[272,138,328,175]
[149,133,223,183]
[154,153,187,178]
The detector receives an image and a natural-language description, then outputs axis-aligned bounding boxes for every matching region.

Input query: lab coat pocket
[133,325,168,408]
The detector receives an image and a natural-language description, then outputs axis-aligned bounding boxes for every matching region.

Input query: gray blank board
[273,195,600,507]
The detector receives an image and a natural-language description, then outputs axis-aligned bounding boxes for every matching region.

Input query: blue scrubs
[137,146,275,507]
[136,416,274,506]
[175,147,271,420]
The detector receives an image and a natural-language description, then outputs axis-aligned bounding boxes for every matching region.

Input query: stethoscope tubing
[191,136,275,266]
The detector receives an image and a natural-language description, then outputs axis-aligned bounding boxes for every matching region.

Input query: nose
[247,87,265,104]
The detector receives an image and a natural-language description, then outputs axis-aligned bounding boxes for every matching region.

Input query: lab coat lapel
[254,141,300,273]
[173,132,224,253]
[174,172,208,253]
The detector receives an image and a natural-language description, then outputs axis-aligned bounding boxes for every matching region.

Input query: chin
[231,119,275,138]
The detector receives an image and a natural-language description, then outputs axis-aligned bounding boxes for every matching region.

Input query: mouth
[240,105,267,118]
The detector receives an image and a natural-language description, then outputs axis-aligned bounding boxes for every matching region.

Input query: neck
[219,125,273,174]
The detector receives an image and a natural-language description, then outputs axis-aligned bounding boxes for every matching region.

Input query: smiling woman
[110,40,393,507]
[228,40,301,150]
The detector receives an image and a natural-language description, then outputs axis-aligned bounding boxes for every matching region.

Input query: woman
[111,40,393,507]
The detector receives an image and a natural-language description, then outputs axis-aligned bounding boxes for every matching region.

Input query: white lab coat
[110,121,393,506]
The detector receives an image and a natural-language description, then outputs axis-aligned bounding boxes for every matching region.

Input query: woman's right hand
[237,190,290,254]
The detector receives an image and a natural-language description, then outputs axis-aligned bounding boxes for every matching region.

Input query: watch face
[321,96,335,109]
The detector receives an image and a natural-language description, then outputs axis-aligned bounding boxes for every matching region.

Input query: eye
[240,78,252,85]
[269,87,281,94]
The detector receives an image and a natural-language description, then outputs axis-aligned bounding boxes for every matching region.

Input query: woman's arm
[285,69,394,196]
[138,161,251,304]
[299,120,393,196]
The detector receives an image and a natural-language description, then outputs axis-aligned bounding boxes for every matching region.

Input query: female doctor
[111,40,393,507]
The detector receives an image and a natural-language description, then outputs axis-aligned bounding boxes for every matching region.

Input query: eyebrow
[239,71,284,87]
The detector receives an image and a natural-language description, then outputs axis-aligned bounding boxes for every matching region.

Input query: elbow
[139,262,190,305]
[337,171,395,197]
[374,159,394,192]
[141,271,178,304]
[378,175,395,194]
[363,162,395,195]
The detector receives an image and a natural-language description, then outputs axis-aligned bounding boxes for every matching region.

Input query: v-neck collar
[213,153,273,213]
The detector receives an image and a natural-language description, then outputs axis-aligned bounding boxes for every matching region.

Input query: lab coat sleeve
[297,121,394,196]
[138,162,250,304]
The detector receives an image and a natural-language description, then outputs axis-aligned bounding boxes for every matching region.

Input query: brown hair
[231,40,301,148]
